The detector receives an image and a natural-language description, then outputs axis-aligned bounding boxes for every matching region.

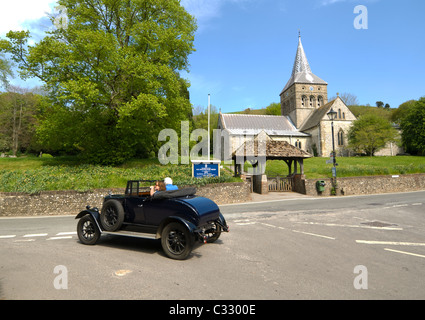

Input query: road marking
[412,203,422,206]
[392,204,408,208]
[56,232,77,236]
[356,240,425,246]
[261,223,277,228]
[292,230,335,240]
[0,235,16,239]
[14,239,35,242]
[384,248,425,259]
[23,233,48,238]
[47,236,73,240]
[297,222,403,230]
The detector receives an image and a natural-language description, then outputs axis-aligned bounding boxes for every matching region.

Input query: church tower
[280,34,328,128]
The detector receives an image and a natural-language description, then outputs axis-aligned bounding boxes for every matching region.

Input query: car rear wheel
[161,222,193,260]
[77,215,100,245]
[205,222,222,243]
[100,199,124,232]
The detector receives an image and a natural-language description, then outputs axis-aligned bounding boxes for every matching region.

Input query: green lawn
[265,156,425,179]
[1,155,424,193]
[0,155,238,193]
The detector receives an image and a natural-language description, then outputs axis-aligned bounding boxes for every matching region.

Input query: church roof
[299,99,336,131]
[219,113,309,137]
[280,35,327,94]
[232,132,312,159]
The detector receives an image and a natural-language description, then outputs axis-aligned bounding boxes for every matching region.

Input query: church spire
[291,33,312,77]
[280,33,327,94]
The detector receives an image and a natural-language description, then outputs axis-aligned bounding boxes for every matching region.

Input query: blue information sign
[193,162,219,178]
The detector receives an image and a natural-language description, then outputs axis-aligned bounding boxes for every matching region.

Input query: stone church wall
[305,173,425,196]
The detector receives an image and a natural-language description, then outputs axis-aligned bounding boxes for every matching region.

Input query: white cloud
[0,0,57,36]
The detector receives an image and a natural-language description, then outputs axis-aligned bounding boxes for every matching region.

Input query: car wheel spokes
[82,221,95,240]
[167,230,186,254]
[105,207,117,226]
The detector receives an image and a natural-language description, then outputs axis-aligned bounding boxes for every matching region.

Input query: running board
[102,230,157,240]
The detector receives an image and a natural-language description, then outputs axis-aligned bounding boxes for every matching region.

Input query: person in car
[164,177,178,190]
[150,180,166,196]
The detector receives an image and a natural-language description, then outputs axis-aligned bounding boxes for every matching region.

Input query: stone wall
[0,182,251,217]
[304,173,425,196]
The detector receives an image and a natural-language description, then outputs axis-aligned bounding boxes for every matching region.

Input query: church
[218,34,357,160]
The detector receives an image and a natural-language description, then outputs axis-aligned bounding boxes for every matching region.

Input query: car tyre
[161,222,193,260]
[77,215,100,245]
[100,199,124,232]
[205,222,222,243]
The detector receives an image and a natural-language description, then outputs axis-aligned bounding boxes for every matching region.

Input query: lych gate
[232,132,312,194]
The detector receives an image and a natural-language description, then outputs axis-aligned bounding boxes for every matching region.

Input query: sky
[1,0,424,113]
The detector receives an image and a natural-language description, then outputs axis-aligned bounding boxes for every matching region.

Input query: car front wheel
[161,222,194,260]
[77,215,100,245]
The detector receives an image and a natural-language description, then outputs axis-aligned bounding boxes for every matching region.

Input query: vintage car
[75,180,228,260]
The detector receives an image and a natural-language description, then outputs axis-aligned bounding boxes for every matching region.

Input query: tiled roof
[233,134,313,159]
[219,113,309,137]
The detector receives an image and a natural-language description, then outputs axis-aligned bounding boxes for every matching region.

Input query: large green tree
[0,0,197,164]
[0,89,43,155]
[400,97,425,155]
[347,113,398,156]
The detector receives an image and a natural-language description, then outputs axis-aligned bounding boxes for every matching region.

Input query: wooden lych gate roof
[232,132,313,160]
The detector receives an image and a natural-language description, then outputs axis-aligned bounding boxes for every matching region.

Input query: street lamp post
[327,107,338,195]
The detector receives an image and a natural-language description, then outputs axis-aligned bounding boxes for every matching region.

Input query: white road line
[236,222,256,225]
[14,239,35,242]
[292,230,335,240]
[297,222,403,231]
[393,204,408,208]
[261,223,277,228]
[356,240,425,246]
[56,232,77,236]
[412,203,422,206]
[0,235,16,239]
[47,236,73,240]
[384,248,425,259]
[23,233,48,238]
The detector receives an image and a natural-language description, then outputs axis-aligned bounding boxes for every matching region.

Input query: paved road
[1,191,425,300]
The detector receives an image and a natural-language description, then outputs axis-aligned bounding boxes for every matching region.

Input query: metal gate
[268,176,293,192]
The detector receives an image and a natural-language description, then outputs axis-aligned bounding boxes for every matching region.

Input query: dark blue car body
[76,180,228,259]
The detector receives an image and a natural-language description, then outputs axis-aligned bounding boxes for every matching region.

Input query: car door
[125,196,147,224]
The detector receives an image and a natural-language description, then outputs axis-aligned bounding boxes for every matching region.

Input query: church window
[338,109,342,119]
[343,112,345,119]
[295,139,302,149]
[338,130,344,146]
[309,95,315,108]
[318,96,323,107]
[301,95,307,107]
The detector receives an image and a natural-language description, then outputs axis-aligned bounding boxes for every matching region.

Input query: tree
[400,97,425,155]
[376,101,384,108]
[0,87,42,155]
[0,0,197,164]
[0,53,13,89]
[347,113,398,156]
[265,102,281,115]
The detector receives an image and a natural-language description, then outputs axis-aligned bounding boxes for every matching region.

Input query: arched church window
[337,130,344,146]
[309,96,315,108]
[318,96,323,107]
[301,95,307,107]
[295,139,302,149]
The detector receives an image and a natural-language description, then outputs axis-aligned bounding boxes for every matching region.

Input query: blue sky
[1,0,424,113]
[182,0,425,112]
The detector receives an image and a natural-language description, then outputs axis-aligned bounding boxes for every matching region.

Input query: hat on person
[164,177,173,185]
